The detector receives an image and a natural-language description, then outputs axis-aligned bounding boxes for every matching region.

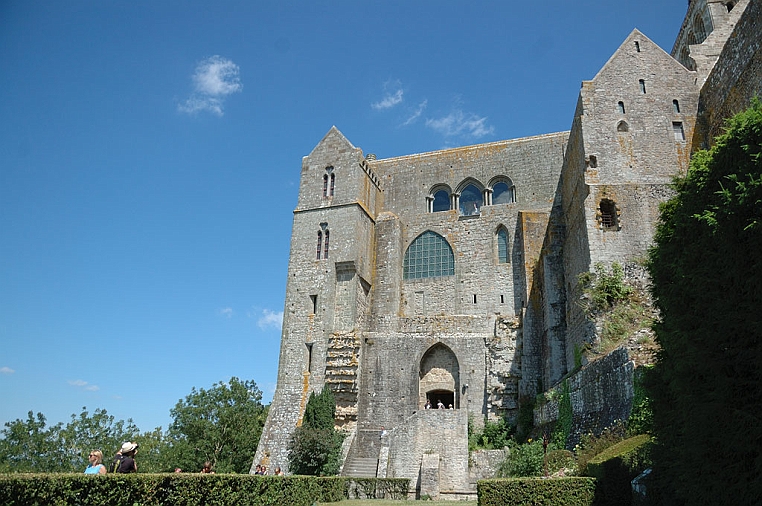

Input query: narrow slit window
[635,41,641,52]
[329,173,335,196]
[639,79,646,94]
[497,227,509,263]
[618,101,626,114]
[673,122,685,141]
[322,175,328,197]
[316,231,323,259]
[500,295,504,304]
[323,230,330,259]
[310,294,318,314]
[306,343,313,373]
[473,294,477,304]
[673,99,680,113]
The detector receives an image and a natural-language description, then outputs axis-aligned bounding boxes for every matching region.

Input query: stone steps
[342,457,378,477]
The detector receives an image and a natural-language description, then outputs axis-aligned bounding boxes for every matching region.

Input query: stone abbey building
[254,0,761,495]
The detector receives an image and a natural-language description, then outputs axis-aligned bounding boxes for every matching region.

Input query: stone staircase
[342,456,378,477]
[341,428,383,477]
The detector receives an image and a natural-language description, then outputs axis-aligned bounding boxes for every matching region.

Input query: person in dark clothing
[114,442,138,473]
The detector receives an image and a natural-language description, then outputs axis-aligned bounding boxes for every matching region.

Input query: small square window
[673,122,685,141]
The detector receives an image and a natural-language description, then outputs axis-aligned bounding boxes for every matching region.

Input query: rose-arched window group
[427,178,516,215]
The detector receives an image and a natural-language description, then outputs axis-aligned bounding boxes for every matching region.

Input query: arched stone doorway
[419,343,460,409]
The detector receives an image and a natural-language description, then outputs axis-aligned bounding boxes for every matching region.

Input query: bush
[585,434,652,506]
[0,473,350,506]
[500,439,547,477]
[574,422,627,477]
[478,477,597,506]
[468,415,514,450]
[647,99,762,504]
[288,388,344,476]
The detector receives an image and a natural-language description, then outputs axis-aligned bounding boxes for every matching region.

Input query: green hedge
[585,434,652,506]
[346,477,409,499]
[0,474,365,506]
[478,477,597,506]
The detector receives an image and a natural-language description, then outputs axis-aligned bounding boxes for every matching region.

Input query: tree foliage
[0,408,140,473]
[647,99,762,505]
[0,378,268,474]
[288,387,343,476]
[164,377,268,474]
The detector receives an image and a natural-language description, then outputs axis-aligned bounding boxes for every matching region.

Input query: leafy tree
[164,377,267,473]
[0,407,142,473]
[647,99,762,505]
[58,407,140,471]
[288,387,344,475]
[0,411,62,472]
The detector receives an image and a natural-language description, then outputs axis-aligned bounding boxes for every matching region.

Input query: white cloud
[178,56,242,116]
[403,99,428,126]
[0,366,14,375]
[372,80,404,110]
[68,379,100,391]
[218,307,234,318]
[257,309,283,330]
[426,109,494,138]
[372,89,403,110]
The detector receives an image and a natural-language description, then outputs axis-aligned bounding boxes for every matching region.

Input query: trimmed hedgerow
[585,434,652,506]
[477,476,597,506]
[0,473,356,506]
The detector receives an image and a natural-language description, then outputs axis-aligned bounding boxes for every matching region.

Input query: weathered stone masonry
[253,0,762,496]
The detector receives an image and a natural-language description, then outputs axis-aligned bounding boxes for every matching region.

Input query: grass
[316,501,477,506]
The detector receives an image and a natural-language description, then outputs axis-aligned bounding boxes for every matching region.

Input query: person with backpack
[112,442,138,473]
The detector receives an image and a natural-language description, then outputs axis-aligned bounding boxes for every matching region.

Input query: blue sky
[1,1,688,433]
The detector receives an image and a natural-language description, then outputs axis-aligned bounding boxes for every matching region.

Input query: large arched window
[459,184,482,216]
[496,226,509,263]
[403,231,455,280]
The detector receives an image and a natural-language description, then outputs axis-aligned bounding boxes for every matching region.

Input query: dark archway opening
[427,389,454,409]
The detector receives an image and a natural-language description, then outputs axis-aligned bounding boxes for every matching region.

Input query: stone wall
[694,0,762,148]
[535,346,634,447]
[385,409,470,496]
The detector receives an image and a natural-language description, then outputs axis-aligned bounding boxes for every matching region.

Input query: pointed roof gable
[590,29,693,82]
[307,126,358,158]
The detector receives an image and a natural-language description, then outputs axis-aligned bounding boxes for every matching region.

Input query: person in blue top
[84,450,107,475]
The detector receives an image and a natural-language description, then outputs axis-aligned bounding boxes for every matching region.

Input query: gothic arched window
[403,231,455,280]
[492,181,516,204]
[432,189,450,212]
[459,184,482,216]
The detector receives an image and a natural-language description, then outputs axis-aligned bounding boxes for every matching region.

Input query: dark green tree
[288,387,344,475]
[647,99,762,505]
[164,377,267,473]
